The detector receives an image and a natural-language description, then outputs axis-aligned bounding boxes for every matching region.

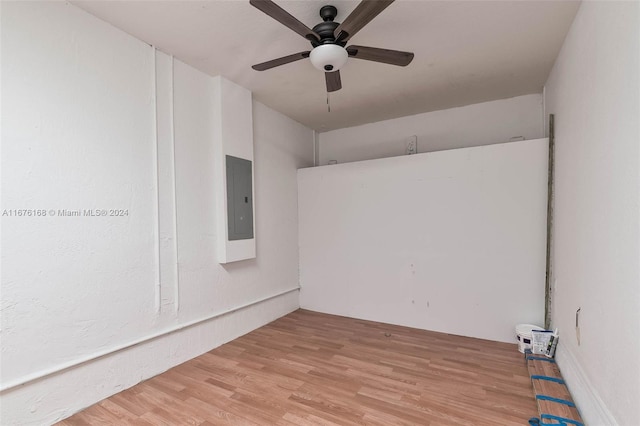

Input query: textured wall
[0,2,313,423]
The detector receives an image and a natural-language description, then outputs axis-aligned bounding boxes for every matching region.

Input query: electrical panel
[226,155,254,241]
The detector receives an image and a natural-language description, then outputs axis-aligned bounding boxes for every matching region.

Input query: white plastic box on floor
[516,323,546,353]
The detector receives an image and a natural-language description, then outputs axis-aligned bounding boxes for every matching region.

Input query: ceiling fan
[250,0,414,93]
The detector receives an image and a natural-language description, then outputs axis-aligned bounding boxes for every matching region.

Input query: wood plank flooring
[527,357,582,423]
[58,310,537,425]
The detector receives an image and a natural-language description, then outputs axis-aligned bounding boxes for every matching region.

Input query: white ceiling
[73,0,580,132]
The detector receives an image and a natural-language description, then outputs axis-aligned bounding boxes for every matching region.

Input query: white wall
[299,139,549,343]
[318,94,543,165]
[212,77,257,264]
[543,2,640,424]
[0,2,313,424]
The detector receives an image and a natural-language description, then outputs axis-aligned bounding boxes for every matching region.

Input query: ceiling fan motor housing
[313,5,343,43]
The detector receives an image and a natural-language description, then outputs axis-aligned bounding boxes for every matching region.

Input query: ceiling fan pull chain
[327,93,331,113]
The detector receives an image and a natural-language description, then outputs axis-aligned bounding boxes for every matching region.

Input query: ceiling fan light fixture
[309,44,348,72]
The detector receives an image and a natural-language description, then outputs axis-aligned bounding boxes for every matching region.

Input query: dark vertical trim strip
[544,114,555,329]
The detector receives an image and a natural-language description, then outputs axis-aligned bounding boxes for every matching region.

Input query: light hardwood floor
[58,309,537,425]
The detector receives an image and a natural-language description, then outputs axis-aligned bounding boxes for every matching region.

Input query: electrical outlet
[406,135,417,155]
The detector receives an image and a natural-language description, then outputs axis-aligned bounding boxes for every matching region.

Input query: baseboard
[0,290,299,425]
[555,342,617,424]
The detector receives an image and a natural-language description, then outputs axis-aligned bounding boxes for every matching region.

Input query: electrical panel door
[226,155,254,240]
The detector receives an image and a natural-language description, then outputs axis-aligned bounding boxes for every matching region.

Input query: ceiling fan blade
[252,51,310,71]
[325,71,342,92]
[250,0,319,43]
[346,45,414,66]
[334,0,394,43]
